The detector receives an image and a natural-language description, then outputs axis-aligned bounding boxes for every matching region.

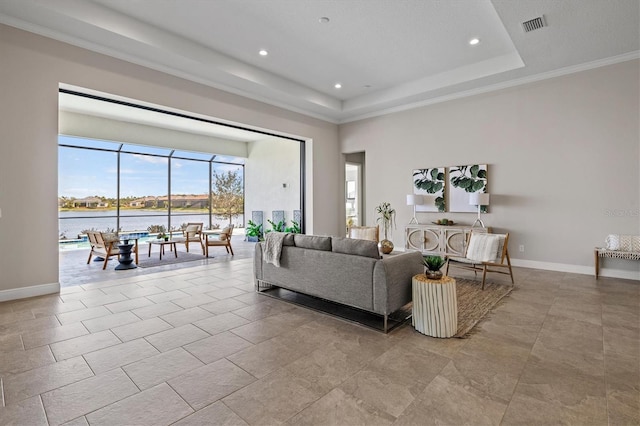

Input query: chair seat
[448,256,479,265]
[205,240,228,246]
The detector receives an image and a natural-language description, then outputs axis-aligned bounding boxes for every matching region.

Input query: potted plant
[267,219,286,233]
[245,220,263,242]
[284,220,301,234]
[423,255,446,280]
[375,201,396,254]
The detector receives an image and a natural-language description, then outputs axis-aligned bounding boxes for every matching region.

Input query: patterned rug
[454,278,513,338]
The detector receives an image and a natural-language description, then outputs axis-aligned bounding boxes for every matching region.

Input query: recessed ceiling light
[319,17,330,24]
[469,38,480,45]
[259,49,268,56]
[334,83,342,89]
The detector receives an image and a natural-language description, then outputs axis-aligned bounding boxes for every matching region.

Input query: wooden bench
[595,235,640,279]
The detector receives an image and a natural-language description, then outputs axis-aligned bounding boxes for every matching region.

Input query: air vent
[522,16,546,32]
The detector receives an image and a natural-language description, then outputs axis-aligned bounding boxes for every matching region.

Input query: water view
[59,210,245,251]
[59,135,247,251]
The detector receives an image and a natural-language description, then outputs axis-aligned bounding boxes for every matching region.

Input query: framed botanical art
[448,164,488,212]
[412,168,446,212]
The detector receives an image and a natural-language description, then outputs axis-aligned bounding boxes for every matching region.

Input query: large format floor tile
[0,249,635,424]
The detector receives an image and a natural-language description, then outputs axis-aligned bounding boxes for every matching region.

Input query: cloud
[132,154,167,165]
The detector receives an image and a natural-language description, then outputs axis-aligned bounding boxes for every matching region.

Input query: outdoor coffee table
[147,240,178,260]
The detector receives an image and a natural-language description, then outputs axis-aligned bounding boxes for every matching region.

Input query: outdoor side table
[412,274,458,338]
[115,237,138,270]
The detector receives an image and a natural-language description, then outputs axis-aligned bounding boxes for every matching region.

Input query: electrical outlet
[519,245,525,253]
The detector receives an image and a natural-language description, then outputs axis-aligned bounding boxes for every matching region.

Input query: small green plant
[375,202,396,240]
[423,255,446,271]
[147,224,167,238]
[245,220,263,239]
[284,220,301,234]
[267,219,286,233]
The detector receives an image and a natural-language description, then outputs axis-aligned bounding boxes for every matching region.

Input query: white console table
[405,224,490,257]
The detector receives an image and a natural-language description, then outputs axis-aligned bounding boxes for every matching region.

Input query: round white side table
[412,274,458,338]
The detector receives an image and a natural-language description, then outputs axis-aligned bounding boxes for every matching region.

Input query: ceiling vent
[522,16,546,33]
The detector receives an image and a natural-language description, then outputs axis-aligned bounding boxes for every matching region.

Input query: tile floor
[0,244,638,425]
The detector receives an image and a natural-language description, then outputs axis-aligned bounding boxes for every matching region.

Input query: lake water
[59,210,244,241]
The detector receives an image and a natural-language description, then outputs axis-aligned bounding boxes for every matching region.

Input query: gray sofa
[253,234,423,332]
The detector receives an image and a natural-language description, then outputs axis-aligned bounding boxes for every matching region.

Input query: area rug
[453,278,513,338]
[258,277,512,336]
[137,251,206,268]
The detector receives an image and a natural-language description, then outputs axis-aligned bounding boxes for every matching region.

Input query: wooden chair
[445,232,514,290]
[86,231,121,270]
[172,222,205,254]
[347,225,379,242]
[205,224,234,257]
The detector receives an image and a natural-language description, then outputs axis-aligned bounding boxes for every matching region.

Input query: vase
[379,239,394,254]
[426,270,443,280]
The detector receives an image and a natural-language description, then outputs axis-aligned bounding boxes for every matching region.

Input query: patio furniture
[148,240,178,260]
[205,225,234,257]
[115,237,138,270]
[171,222,205,254]
[86,231,121,270]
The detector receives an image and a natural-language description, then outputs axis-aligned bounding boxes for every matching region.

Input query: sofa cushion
[283,233,295,246]
[332,237,381,259]
[293,234,332,251]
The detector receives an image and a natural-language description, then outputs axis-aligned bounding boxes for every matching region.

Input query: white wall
[340,60,640,279]
[245,138,301,230]
[0,24,340,300]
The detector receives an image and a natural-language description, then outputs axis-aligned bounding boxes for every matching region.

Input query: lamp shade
[406,194,425,206]
[469,192,490,206]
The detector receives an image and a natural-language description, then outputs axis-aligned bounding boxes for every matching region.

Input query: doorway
[345,152,365,231]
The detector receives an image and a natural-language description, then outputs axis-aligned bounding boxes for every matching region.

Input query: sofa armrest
[373,251,423,314]
[253,241,264,285]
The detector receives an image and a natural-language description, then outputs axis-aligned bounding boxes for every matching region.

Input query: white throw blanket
[263,232,287,267]
[466,234,500,262]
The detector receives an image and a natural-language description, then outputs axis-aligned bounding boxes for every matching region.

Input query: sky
[58,136,244,199]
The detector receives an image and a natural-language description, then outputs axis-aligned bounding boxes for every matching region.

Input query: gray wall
[340,60,640,279]
[0,24,340,300]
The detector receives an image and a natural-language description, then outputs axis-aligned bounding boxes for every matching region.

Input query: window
[58,136,245,241]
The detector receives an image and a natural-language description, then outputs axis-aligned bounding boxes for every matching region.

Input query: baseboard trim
[0,282,60,302]
[510,258,640,281]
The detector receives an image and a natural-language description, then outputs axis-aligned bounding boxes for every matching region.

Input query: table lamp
[406,194,425,224]
[469,192,490,228]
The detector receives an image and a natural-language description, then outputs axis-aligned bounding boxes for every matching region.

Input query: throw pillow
[185,225,199,238]
[466,234,500,262]
[605,234,620,250]
[618,235,640,252]
[102,232,119,243]
[293,234,332,251]
[332,237,381,259]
